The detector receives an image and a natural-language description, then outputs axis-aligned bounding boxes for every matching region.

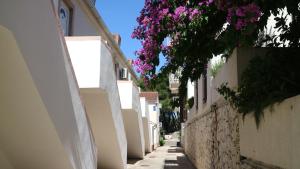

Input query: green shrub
[187,97,194,109]
[210,59,225,78]
[159,137,165,146]
[218,49,300,127]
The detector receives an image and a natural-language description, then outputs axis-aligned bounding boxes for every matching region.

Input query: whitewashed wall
[0,1,97,169]
[66,36,127,169]
[240,95,300,169]
[148,103,160,148]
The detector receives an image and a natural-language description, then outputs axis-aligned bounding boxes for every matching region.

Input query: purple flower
[235,19,246,30]
[199,0,214,7]
[191,8,200,16]
[226,3,262,30]
[174,6,187,16]
[226,8,234,23]
[162,8,169,15]
[236,8,245,17]
[188,8,201,20]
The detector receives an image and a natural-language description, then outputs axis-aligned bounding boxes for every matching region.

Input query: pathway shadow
[167,147,183,153]
[127,159,140,165]
[164,156,196,169]
[164,145,196,169]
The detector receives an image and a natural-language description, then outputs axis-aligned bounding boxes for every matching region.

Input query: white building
[0,0,144,169]
[140,92,160,150]
[140,97,152,153]
[117,81,145,159]
[0,1,97,169]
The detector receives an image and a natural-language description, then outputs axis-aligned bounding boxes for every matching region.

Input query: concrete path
[127,135,195,169]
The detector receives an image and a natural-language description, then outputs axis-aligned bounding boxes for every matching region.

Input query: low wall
[184,47,299,169]
[240,95,300,169]
[184,95,300,169]
[184,100,240,169]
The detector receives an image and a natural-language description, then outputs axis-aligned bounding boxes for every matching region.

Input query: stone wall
[183,100,240,169]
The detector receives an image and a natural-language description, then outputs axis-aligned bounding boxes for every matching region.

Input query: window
[195,80,199,110]
[153,105,156,111]
[59,0,72,36]
[202,66,207,104]
[120,68,128,80]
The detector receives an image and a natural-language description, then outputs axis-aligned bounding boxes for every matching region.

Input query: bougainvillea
[227,3,262,30]
[132,0,262,78]
[132,0,299,120]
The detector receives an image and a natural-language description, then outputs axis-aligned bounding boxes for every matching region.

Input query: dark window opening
[59,0,73,36]
[195,80,199,110]
[202,66,207,104]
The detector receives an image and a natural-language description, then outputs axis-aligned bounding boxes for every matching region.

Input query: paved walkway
[127,135,195,169]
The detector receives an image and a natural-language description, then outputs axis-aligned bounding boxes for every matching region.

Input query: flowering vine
[132,0,262,79]
[133,0,300,124]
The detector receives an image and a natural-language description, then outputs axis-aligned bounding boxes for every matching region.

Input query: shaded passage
[128,135,196,169]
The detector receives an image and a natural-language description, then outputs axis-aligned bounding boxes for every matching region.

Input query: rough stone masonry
[183,100,240,169]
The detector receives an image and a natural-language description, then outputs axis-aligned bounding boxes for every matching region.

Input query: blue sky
[95,1,143,60]
[95,0,165,72]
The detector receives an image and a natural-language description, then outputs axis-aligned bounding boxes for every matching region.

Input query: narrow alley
[127,134,195,169]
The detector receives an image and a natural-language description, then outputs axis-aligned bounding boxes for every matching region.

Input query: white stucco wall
[0,1,97,169]
[187,80,194,99]
[0,150,14,169]
[140,97,152,152]
[117,81,145,158]
[142,118,152,153]
[63,43,97,169]
[66,36,127,169]
[97,40,128,161]
[66,37,102,88]
[140,97,151,119]
[0,25,72,169]
[148,103,160,148]
[118,81,133,109]
[240,95,300,169]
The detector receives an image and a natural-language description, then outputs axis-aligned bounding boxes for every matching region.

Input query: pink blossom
[236,8,245,17]
[226,3,262,30]
[235,19,246,30]
[175,6,186,16]
[189,8,200,20]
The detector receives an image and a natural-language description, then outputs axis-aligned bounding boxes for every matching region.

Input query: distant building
[140,92,160,150]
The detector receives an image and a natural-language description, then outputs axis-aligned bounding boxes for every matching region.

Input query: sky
[95,0,143,61]
[95,0,165,72]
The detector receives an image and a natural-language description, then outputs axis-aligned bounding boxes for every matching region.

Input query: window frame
[58,0,74,36]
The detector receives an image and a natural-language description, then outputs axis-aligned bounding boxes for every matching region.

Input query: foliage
[133,0,300,123]
[217,49,300,127]
[138,73,172,110]
[139,73,181,132]
[159,136,165,146]
[187,97,194,109]
[210,58,225,77]
[160,110,181,133]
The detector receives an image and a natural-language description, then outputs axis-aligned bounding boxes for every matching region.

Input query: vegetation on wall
[210,58,225,78]
[187,97,194,109]
[218,49,300,127]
